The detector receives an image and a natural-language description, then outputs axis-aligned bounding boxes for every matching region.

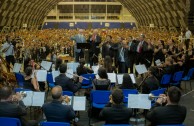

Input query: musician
[87,29,102,66]
[70,29,86,62]
[99,88,133,124]
[102,35,113,59]
[128,36,137,73]
[76,58,94,76]
[55,63,83,93]
[154,40,166,65]
[146,86,186,125]
[144,38,154,68]
[42,85,75,123]
[1,35,15,71]
[0,86,37,126]
[103,56,117,73]
[119,73,136,89]
[185,27,192,50]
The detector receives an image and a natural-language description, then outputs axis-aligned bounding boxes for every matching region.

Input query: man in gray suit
[71,29,86,62]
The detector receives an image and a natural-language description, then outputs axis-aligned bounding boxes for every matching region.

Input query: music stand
[77,43,91,49]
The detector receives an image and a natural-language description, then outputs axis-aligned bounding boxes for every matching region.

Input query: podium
[77,43,91,49]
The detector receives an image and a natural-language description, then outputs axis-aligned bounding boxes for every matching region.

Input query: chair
[103,124,132,126]
[14,88,31,93]
[150,88,166,106]
[47,73,55,91]
[182,68,194,91]
[40,122,70,126]
[122,89,138,105]
[170,71,184,86]
[157,124,185,126]
[62,91,74,96]
[15,73,25,87]
[0,117,21,126]
[81,74,96,89]
[160,74,171,87]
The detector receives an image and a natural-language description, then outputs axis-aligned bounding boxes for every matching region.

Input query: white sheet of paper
[92,66,99,74]
[52,71,60,82]
[73,96,86,111]
[41,61,52,71]
[129,74,136,84]
[66,69,74,78]
[36,70,47,82]
[155,59,162,66]
[128,94,151,109]
[13,63,22,73]
[67,62,79,73]
[107,73,116,83]
[32,92,45,107]
[22,91,33,106]
[40,61,47,69]
[117,74,123,84]
[135,64,148,74]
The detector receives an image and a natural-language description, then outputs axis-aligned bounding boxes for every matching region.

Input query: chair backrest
[47,73,54,83]
[0,117,21,126]
[157,124,184,126]
[62,91,74,96]
[160,74,171,85]
[40,122,70,126]
[15,73,24,82]
[150,88,166,97]
[122,89,138,103]
[103,124,132,126]
[172,71,184,82]
[14,88,32,93]
[91,90,111,104]
[81,74,96,85]
[187,68,194,78]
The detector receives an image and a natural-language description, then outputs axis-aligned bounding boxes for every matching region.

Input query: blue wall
[42,22,136,29]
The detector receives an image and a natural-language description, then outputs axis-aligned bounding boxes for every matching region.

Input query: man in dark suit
[42,86,75,122]
[87,29,101,66]
[128,36,137,73]
[146,86,186,125]
[55,63,82,93]
[100,88,133,124]
[0,86,37,126]
[102,35,113,59]
[117,40,130,73]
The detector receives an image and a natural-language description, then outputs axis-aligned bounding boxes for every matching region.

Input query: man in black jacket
[55,63,83,93]
[99,88,133,124]
[146,86,186,125]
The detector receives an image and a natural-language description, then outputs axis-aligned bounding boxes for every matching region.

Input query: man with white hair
[185,27,192,50]
[71,29,86,62]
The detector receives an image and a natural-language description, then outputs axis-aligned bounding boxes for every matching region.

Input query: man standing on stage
[71,29,86,62]
[87,29,101,66]
[1,35,15,72]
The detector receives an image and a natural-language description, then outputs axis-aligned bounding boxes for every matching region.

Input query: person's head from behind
[167,86,181,104]
[0,86,12,100]
[25,66,33,76]
[59,63,67,74]
[79,58,85,67]
[111,88,124,105]
[51,86,63,100]
[98,67,108,79]
[122,73,133,88]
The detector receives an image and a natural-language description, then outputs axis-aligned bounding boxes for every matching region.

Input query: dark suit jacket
[102,42,113,58]
[117,47,130,67]
[55,74,81,93]
[146,103,186,125]
[87,34,101,54]
[100,103,133,124]
[42,100,75,123]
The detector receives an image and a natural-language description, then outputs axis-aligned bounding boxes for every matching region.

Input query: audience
[146,86,187,125]
[55,63,83,93]
[42,86,75,123]
[100,88,133,124]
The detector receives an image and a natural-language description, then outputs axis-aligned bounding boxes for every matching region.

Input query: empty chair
[182,67,194,91]
[15,73,25,87]
[160,74,171,87]
[40,122,70,126]
[0,117,21,126]
[170,71,184,86]
[47,73,55,90]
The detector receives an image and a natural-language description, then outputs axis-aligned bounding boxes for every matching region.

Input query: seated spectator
[23,66,40,91]
[119,73,136,89]
[55,63,82,93]
[76,58,94,76]
[42,86,75,122]
[146,86,186,125]
[92,67,111,90]
[0,86,37,126]
[99,88,133,124]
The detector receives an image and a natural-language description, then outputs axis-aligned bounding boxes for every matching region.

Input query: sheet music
[22,91,33,106]
[52,71,60,82]
[67,62,79,73]
[92,65,99,74]
[155,59,162,66]
[129,74,136,84]
[128,94,151,109]
[135,64,148,74]
[32,92,45,107]
[36,70,47,82]
[41,61,52,71]
[73,96,86,111]
[107,73,116,83]
[66,69,74,78]
[13,63,22,73]
[117,74,123,84]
